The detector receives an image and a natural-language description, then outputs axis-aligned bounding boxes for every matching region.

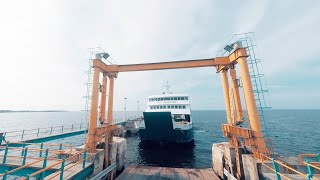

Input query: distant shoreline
[0,109,319,113]
[0,110,68,113]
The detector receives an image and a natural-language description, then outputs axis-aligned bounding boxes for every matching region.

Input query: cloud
[0,0,319,111]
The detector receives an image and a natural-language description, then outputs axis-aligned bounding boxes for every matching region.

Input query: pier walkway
[1,118,128,147]
[1,123,88,146]
[116,165,219,180]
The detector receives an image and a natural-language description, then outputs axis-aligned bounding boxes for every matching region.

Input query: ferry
[137,92,194,143]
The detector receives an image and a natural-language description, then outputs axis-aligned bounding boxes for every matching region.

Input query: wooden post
[86,67,100,152]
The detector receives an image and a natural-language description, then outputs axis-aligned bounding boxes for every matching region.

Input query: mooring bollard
[60,159,65,180]
[22,147,28,165]
[3,142,9,164]
[82,150,87,168]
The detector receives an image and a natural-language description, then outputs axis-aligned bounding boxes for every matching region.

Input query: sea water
[0,110,319,168]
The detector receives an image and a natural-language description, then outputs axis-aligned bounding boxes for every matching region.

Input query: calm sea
[0,110,319,168]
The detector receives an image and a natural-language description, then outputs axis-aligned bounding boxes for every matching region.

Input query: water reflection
[137,141,196,168]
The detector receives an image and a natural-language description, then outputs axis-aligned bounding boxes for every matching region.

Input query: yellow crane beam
[93,48,247,73]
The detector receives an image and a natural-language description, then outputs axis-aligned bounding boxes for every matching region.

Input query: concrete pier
[212,142,320,180]
[123,117,144,134]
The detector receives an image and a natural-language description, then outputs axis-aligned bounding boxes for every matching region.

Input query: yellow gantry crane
[86,46,269,179]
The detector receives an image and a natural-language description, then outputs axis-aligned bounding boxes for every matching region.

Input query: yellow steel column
[229,88,235,125]
[86,67,100,152]
[237,56,267,151]
[230,68,244,124]
[107,76,115,124]
[99,74,107,125]
[221,69,233,125]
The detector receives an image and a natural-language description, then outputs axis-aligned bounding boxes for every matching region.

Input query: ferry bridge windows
[150,105,187,109]
[150,97,188,101]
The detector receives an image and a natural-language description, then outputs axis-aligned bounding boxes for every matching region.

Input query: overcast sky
[0,0,320,111]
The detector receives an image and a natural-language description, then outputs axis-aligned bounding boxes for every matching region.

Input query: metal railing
[1,123,87,144]
[259,153,320,180]
[19,146,115,180]
[0,142,114,180]
[0,143,74,179]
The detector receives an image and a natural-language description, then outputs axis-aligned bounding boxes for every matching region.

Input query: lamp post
[124,97,127,120]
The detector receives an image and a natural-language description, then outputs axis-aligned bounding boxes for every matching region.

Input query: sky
[0,0,320,111]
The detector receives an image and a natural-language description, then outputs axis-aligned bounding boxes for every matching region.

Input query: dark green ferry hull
[139,112,194,143]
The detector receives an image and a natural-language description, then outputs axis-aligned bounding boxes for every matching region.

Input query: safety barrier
[1,123,87,144]
[42,149,92,180]
[19,146,115,180]
[259,153,320,180]
[0,142,74,179]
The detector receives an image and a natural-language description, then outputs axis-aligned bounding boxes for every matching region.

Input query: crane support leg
[220,70,233,125]
[237,56,267,153]
[99,74,107,124]
[87,67,100,152]
[229,88,235,124]
[230,68,244,124]
[107,76,115,124]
